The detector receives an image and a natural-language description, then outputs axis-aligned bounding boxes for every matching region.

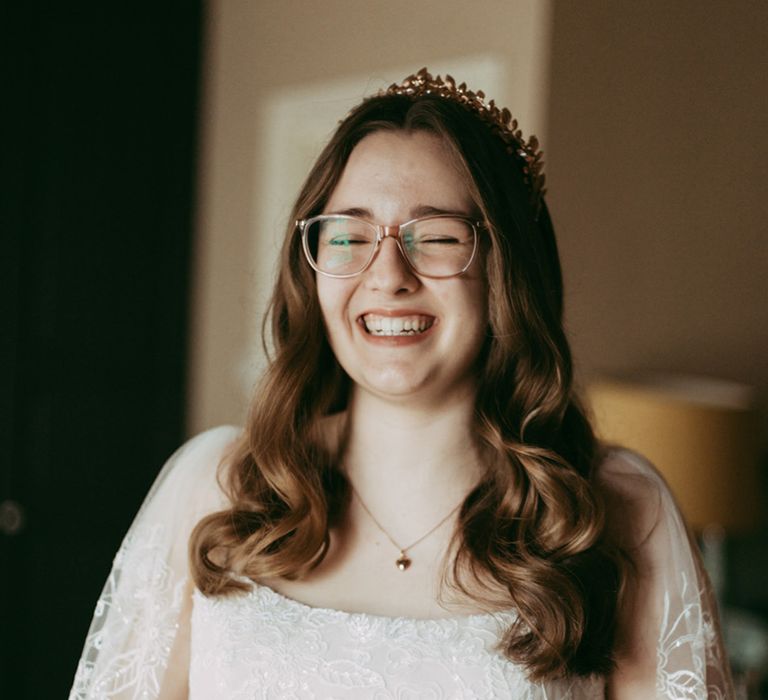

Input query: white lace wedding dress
[69,426,733,699]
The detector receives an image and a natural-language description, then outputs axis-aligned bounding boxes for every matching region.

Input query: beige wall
[546,2,768,408]
[189,0,767,436]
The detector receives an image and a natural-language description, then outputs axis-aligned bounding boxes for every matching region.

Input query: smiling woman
[70,69,734,699]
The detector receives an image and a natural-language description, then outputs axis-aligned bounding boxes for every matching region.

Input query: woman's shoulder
[169,423,242,486]
[593,452,734,696]
[593,446,681,551]
[139,425,243,522]
[596,445,664,483]
[172,424,242,472]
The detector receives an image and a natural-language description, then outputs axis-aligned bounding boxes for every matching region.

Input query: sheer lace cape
[69,426,734,699]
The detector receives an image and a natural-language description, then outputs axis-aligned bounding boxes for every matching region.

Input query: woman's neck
[340,386,485,541]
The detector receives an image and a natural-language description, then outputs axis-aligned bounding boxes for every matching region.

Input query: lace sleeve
[600,449,735,700]
[68,425,240,700]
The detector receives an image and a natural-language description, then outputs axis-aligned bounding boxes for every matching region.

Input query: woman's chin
[352,369,433,402]
[351,369,475,407]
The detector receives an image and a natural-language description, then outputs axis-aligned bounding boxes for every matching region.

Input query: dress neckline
[216,574,517,626]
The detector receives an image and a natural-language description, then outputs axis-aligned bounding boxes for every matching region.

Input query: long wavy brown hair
[190,93,626,680]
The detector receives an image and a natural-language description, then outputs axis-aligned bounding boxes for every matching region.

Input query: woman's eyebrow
[323,207,372,218]
[323,205,471,219]
[410,204,471,218]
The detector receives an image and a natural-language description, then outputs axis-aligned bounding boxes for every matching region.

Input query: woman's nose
[363,236,419,293]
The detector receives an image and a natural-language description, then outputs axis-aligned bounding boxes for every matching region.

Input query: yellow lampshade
[587,374,762,533]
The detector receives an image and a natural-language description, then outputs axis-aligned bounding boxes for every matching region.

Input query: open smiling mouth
[361,314,435,336]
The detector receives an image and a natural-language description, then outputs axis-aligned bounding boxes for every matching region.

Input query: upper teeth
[362,314,434,335]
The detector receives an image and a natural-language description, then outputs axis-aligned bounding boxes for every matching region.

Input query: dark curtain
[1,4,204,697]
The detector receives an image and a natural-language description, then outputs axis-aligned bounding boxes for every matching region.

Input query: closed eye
[327,235,369,246]
[419,236,462,244]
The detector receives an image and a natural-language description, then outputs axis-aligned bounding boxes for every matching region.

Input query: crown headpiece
[382,67,546,212]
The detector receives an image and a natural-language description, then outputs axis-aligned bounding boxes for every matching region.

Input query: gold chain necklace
[351,487,464,571]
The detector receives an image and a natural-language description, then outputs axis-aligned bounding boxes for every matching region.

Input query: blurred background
[3,1,767,697]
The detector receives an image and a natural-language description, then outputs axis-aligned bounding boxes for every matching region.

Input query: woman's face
[316,130,488,406]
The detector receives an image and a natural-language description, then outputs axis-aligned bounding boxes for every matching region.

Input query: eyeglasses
[297,214,482,278]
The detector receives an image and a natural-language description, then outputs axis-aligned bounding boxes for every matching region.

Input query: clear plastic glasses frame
[297,214,482,279]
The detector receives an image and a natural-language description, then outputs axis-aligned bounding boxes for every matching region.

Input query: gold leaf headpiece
[382,67,546,211]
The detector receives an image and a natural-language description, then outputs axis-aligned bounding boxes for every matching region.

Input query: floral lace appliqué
[188,583,606,700]
[69,523,186,699]
[656,572,729,700]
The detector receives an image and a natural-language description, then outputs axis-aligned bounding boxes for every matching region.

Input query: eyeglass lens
[305,216,475,277]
